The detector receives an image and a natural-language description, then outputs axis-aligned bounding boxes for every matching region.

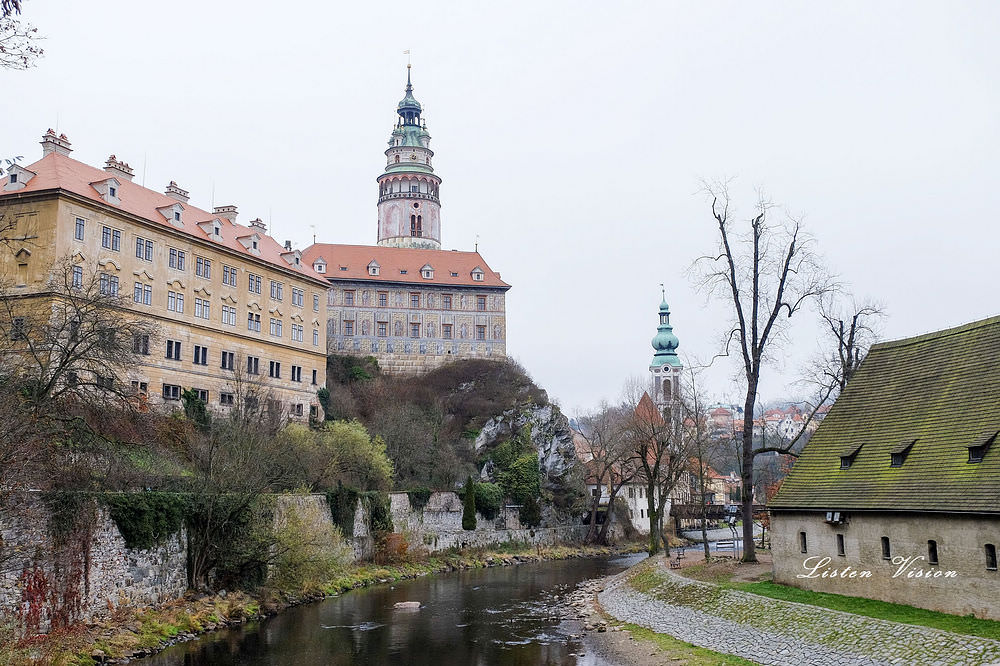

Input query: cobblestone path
[597,560,1000,666]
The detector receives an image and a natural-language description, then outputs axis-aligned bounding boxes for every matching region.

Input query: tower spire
[406,63,412,93]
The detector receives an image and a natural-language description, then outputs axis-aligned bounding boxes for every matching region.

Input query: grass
[672,558,1000,641]
[733,581,1000,641]
[622,623,756,665]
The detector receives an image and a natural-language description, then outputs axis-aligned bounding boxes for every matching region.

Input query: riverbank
[7,542,645,666]
[596,554,1000,665]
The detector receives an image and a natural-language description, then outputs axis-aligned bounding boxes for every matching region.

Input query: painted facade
[0,131,328,419]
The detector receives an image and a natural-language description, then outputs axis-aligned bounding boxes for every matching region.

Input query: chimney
[40,129,72,157]
[104,155,135,182]
[164,181,190,203]
[248,218,267,233]
[213,205,238,222]
[284,240,292,251]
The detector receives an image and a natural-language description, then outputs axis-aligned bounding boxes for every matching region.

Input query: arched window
[410,215,417,236]
[416,215,422,237]
[394,155,400,164]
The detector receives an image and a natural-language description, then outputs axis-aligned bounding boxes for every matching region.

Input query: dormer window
[421,264,434,279]
[8,174,16,184]
[173,210,181,222]
[890,439,916,467]
[471,267,484,282]
[214,223,221,236]
[840,444,862,469]
[368,261,380,276]
[314,262,326,274]
[91,177,122,204]
[252,239,258,250]
[968,431,997,463]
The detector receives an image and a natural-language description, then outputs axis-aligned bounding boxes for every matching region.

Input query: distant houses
[769,315,1000,620]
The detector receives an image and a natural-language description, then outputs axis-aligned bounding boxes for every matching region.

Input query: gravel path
[598,559,1000,666]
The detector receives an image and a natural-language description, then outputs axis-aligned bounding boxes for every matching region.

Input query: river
[138,553,647,666]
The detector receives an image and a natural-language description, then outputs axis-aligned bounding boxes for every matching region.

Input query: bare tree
[681,366,727,561]
[621,377,692,556]
[0,260,157,414]
[575,401,635,544]
[692,182,834,562]
[0,0,43,70]
[817,294,884,395]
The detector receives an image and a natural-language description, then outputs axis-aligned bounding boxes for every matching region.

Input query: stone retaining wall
[0,493,187,634]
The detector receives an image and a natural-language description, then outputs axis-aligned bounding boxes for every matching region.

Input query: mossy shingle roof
[770,315,1000,514]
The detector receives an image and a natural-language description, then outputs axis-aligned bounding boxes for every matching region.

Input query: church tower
[649,290,682,415]
[376,65,442,250]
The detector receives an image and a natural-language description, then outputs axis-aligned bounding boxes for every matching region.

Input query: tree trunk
[597,489,620,544]
[585,493,600,544]
[646,487,660,555]
[741,382,758,562]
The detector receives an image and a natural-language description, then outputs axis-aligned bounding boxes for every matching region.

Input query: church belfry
[376,65,443,250]
[649,290,682,414]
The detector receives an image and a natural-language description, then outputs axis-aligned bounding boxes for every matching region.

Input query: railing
[378,191,439,203]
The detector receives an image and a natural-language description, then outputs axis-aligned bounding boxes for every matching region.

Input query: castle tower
[649,290,682,415]
[376,65,442,250]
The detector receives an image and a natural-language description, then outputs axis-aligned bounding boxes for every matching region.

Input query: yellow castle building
[0,130,329,419]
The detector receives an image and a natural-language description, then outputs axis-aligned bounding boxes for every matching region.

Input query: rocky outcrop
[474,404,586,525]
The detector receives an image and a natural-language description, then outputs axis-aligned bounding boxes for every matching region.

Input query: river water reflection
[139,553,645,666]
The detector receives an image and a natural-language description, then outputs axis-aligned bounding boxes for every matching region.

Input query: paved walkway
[598,559,1000,666]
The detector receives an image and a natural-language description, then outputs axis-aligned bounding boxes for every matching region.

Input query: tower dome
[377,65,443,250]
[650,295,681,368]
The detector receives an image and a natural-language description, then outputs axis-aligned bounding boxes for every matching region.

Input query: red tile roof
[3,151,327,285]
[302,243,510,289]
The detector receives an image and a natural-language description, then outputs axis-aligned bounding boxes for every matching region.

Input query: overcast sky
[4,1,998,415]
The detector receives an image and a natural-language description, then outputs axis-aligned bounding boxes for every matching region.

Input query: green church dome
[650,295,682,368]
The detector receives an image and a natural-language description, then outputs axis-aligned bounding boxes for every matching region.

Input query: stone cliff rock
[474,404,586,525]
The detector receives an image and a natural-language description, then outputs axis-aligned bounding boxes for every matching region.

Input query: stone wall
[0,494,187,634]
[388,491,586,553]
[771,511,1000,620]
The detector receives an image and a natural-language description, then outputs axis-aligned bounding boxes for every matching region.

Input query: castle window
[378,291,388,307]
[442,324,452,339]
[109,185,118,198]
[394,155,400,163]
[162,384,181,400]
[8,173,16,184]
[987,544,997,571]
[410,293,420,308]
[476,325,486,341]
[410,323,420,338]
[377,322,387,337]
[836,534,845,556]
[442,294,452,310]
[220,393,235,406]
[75,217,85,241]
[881,536,891,560]
[476,295,487,311]
[344,320,354,336]
[927,540,939,566]
[799,531,807,553]
[344,290,355,306]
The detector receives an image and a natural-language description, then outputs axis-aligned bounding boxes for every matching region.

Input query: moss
[620,623,756,665]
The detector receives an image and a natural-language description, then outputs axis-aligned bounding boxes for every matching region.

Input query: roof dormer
[237,232,262,256]
[91,177,122,205]
[313,258,327,274]
[471,266,485,282]
[368,260,380,276]
[198,218,224,240]
[157,202,185,228]
[3,164,36,192]
[281,249,302,267]
[421,263,434,279]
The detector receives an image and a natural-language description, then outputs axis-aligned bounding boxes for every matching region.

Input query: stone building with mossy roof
[769,315,1000,620]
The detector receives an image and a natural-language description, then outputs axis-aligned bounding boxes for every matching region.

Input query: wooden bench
[716,539,736,558]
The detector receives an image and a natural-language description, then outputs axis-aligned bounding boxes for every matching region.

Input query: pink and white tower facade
[376,65,442,250]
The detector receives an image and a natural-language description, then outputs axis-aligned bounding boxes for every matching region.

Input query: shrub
[407,486,433,510]
[326,484,360,536]
[519,497,542,527]
[362,491,393,534]
[374,532,409,565]
[102,492,189,550]
[462,477,477,530]
[474,482,503,520]
[271,506,352,592]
